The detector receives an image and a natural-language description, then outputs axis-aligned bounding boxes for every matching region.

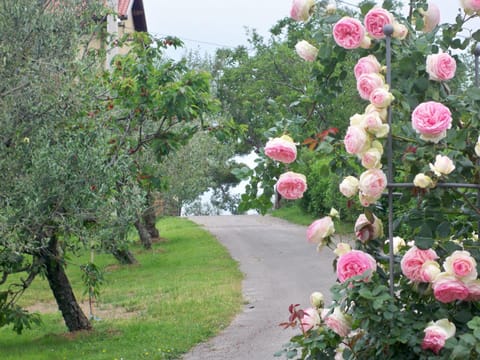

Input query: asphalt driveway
[182,215,340,360]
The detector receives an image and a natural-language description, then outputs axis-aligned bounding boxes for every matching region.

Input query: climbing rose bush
[264,1,480,359]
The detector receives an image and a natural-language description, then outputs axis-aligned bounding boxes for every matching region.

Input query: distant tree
[158,130,241,215]
[104,33,218,249]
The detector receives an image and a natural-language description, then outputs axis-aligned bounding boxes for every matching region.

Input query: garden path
[183,215,342,360]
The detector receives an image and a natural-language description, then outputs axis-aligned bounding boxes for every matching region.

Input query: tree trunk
[111,247,138,265]
[142,205,159,239]
[42,235,92,332]
[135,218,152,249]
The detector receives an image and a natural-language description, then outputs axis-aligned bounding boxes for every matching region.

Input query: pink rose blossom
[290,0,315,21]
[443,250,478,281]
[369,87,394,108]
[264,135,297,163]
[354,213,383,242]
[336,250,377,283]
[354,55,381,80]
[344,125,369,155]
[276,172,307,200]
[295,40,318,62]
[400,246,439,282]
[361,147,383,169]
[365,104,387,122]
[421,3,440,33]
[420,260,441,282]
[307,216,335,245]
[333,17,368,49]
[300,307,320,332]
[358,168,387,206]
[357,73,385,101]
[460,0,480,14]
[339,176,359,198]
[364,113,389,138]
[432,273,469,303]
[422,319,456,354]
[426,52,456,81]
[411,101,452,143]
[364,8,395,39]
[324,307,352,337]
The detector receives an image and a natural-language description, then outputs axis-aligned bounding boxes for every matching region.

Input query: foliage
[0,0,145,332]
[250,0,480,359]
[0,217,243,359]
[158,129,241,215]
[218,2,365,215]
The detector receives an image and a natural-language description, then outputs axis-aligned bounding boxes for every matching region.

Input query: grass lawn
[0,217,243,360]
[270,205,353,234]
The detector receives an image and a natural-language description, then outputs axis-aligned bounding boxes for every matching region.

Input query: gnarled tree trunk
[135,218,152,250]
[111,247,138,265]
[142,205,159,239]
[41,235,91,332]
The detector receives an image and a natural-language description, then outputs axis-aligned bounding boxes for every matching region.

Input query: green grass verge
[0,217,243,360]
[270,205,353,234]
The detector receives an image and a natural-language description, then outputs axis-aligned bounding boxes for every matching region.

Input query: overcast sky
[141,1,475,58]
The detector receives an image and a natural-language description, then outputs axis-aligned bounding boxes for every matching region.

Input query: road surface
[183,215,342,360]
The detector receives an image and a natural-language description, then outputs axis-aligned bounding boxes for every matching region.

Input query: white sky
[141,1,475,59]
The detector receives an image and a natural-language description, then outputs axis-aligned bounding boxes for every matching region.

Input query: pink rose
[422,319,456,354]
[307,216,335,245]
[333,17,368,50]
[264,135,297,163]
[276,172,307,200]
[358,168,387,206]
[369,87,394,108]
[354,213,383,242]
[364,8,395,39]
[354,55,381,80]
[365,104,387,122]
[432,273,469,303]
[295,40,318,62]
[460,0,480,14]
[411,101,452,143]
[421,3,440,33]
[363,113,389,138]
[324,307,352,337]
[400,246,439,282]
[300,307,320,332]
[420,260,441,282]
[290,0,315,21]
[357,73,385,101]
[339,176,359,198]
[443,250,477,280]
[336,250,376,283]
[361,147,383,169]
[344,125,369,155]
[426,52,456,81]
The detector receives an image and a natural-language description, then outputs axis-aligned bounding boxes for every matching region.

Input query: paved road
[183,215,341,360]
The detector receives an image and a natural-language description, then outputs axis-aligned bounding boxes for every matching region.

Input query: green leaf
[436,222,451,238]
